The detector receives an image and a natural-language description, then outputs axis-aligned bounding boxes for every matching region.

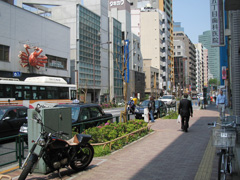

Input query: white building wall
[0,2,70,78]
[131,33,143,72]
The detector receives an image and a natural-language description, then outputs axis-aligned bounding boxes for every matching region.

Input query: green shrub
[76,120,149,157]
[162,111,178,119]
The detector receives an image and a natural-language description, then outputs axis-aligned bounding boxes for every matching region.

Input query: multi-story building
[203,48,209,87]
[173,40,186,97]
[140,8,164,96]
[173,31,197,94]
[130,0,173,93]
[109,0,145,100]
[173,22,184,32]
[199,30,220,81]
[0,1,70,81]
[195,43,204,93]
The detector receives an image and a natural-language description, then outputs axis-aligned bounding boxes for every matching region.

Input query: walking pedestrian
[178,93,193,132]
[216,90,227,121]
[148,96,155,123]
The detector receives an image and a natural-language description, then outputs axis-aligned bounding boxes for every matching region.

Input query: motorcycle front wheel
[19,154,38,180]
[70,143,94,171]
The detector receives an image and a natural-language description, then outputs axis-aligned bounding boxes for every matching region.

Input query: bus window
[59,87,68,99]
[71,90,76,100]
[24,91,31,100]
[33,92,38,99]
[0,85,3,98]
[15,91,22,100]
[6,86,13,98]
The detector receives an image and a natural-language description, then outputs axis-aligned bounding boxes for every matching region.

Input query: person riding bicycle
[178,93,193,132]
[127,97,135,113]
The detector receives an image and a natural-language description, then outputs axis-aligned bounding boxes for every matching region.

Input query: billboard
[210,0,225,46]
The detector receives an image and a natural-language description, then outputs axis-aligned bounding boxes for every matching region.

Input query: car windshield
[162,96,172,99]
[0,108,7,120]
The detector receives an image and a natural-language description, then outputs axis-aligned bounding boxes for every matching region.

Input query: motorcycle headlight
[38,138,46,146]
[154,110,157,113]
[135,109,139,112]
[19,126,28,133]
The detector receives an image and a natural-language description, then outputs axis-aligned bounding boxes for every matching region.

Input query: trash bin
[144,108,149,122]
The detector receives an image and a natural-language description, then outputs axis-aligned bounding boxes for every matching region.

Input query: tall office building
[173,22,184,32]
[194,43,204,93]
[199,31,220,81]
[203,48,209,87]
[130,0,174,91]
[173,31,196,94]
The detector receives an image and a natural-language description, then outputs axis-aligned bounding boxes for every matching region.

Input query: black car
[135,100,167,119]
[0,105,28,138]
[19,103,113,143]
[54,103,113,129]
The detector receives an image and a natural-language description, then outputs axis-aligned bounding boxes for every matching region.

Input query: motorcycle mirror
[35,104,41,113]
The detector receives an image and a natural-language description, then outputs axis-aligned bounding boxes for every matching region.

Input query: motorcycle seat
[66,135,80,145]
[66,134,92,145]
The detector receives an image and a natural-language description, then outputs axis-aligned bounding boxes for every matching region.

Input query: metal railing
[0,134,26,167]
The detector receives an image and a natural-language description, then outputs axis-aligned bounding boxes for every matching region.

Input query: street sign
[13,71,21,77]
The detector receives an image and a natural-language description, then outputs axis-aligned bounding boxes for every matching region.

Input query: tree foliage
[208,78,219,86]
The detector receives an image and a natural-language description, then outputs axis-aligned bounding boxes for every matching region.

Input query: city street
[1,104,239,180]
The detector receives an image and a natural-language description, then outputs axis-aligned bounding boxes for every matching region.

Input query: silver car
[159,95,176,106]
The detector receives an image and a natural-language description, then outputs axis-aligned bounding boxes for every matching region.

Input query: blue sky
[172,0,210,44]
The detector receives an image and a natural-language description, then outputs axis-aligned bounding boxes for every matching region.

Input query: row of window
[0,85,70,100]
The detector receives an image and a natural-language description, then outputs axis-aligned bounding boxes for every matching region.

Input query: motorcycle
[19,105,94,180]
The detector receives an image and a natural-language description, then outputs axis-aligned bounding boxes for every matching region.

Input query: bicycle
[208,121,237,180]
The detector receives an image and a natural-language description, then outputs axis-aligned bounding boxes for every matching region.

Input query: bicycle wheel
[218,152,226,180]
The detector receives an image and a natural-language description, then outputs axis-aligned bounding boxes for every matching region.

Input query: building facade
[0,1,70,81]
[195,43,204,93]
[173,31,197,94]
[17,0,111,103]
[199,30,220,81]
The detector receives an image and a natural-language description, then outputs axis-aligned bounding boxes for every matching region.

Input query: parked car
[20,103,113,137]
[54,103,113,126]
[0,105,28,139]
[135,100,167,119]
[159,95,176,106]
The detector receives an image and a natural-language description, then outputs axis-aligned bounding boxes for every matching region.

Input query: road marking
[0,166,19,174]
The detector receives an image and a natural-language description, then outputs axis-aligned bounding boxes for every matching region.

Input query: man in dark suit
[178,93,193,132]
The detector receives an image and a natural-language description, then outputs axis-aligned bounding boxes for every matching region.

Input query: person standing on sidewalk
[178,93,193,132]
[216,90,227,121]
[148,96,155,123]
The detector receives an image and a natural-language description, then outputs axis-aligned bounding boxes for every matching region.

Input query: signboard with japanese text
[210,0,225,46]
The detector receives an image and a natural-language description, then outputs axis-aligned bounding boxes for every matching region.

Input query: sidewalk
[1,104,239,180]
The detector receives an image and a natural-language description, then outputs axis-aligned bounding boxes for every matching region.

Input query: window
[18,109,27,118]
[7,110,17,119]
[0,45,9,62]
[80,108,90,120]
[46,55,67,70]
[90,106,102,118]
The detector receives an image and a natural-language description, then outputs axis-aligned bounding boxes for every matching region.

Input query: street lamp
[93,41,112,103]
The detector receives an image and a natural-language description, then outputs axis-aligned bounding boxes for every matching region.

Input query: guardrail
[0,134,26,167]
[0,115,131,168]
